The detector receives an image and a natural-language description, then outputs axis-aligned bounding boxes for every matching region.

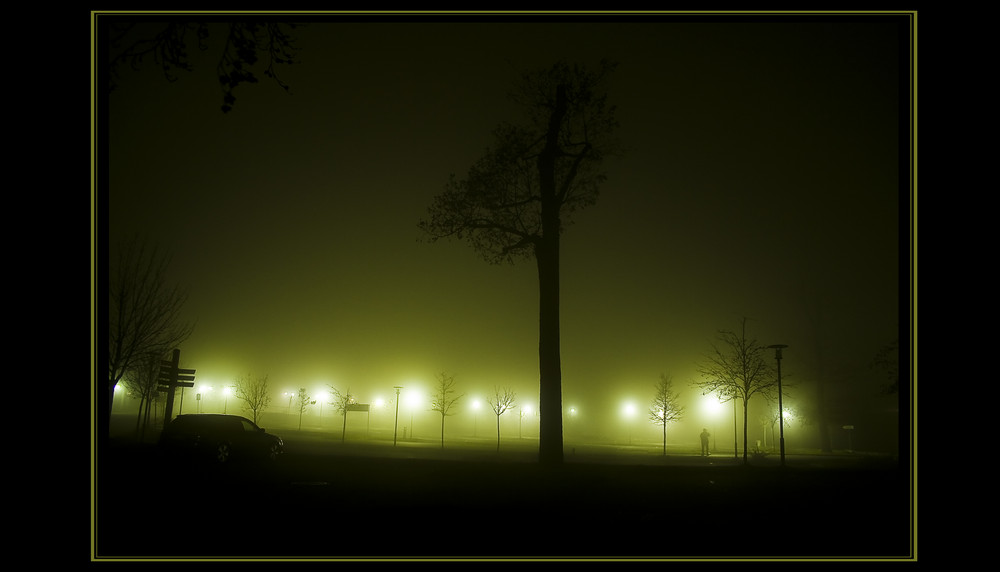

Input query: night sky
[102,14,910,452]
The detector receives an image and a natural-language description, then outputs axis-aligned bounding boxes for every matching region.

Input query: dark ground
[93,434,913,561]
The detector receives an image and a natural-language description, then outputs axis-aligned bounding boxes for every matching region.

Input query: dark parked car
[159,414,284,464]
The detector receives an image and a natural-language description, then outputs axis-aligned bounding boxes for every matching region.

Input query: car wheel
[266,442,282,462]
[214,442,232,463]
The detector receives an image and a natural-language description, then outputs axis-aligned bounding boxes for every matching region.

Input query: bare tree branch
[694,317,777,464]
[487,386,516,452]
[328,386,355,442]
[105,19,301,113]
[419,60,620,465]
[431,372,464,448]
[234,373,272,425]
[649,374,685,456]
[107,235,193,429]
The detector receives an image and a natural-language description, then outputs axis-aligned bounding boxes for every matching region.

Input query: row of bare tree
[247,374,520,452]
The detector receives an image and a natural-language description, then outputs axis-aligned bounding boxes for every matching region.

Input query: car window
[239,419,257,432]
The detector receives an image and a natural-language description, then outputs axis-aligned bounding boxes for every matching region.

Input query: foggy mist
[97,11,913,561]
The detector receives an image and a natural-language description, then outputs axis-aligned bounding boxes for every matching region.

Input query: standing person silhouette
[700,428,711,456]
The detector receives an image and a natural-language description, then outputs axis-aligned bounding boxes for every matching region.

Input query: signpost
[158,348,196,430]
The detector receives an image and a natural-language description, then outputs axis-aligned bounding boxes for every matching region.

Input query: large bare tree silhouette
[420,60,620,465]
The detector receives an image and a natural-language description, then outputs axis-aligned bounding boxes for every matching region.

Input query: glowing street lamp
[197,385,212,413]
[317,391,328,423]
[623,401,638,445]
[767,344,789,466]
[472,399,481,438]
[372,397,384,431]
[782,408,794,426]
[518,404,533,439]
[406,389,422,440]
[565,407,578,444]
[113,384,125,412]
[702,393,725,452]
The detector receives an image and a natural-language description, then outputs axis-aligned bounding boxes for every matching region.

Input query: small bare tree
[106,235,193,440]
[328,386,355,442]
[694,318,778,465]
[649,374,685,456]
[487,386,517,452]
[233,373,271,425]
[296,387,316,430]
[430,372,464,448]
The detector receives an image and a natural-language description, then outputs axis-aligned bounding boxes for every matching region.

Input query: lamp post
[767,344,788,466]
[393,386,402,446]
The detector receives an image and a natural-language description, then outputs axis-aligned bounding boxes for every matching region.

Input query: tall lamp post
[393,386,402,446]
[767,344,788,466]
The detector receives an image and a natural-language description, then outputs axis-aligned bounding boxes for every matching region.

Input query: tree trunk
[135,396,145,436]
[733,399,739,459]
[742,400,750,464]
[141,398,153,443]
[101,381,115,447]
[662,422,667,456]
[535,83,568,466]
[536,236,563,465]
